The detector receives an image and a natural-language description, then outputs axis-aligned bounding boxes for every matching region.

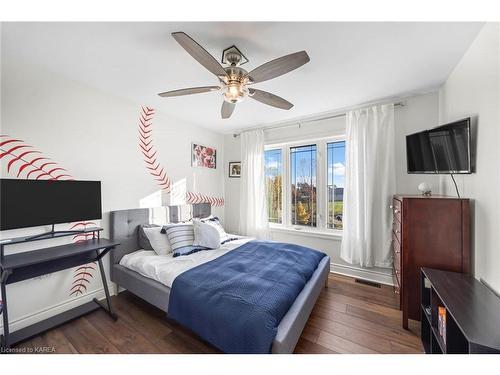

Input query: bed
[109,203,330,354]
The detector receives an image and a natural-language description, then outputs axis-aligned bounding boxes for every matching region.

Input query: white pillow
[200,215,215,221]
[142,226,171,255]
[193,220,221,249]
[198,217,229,240]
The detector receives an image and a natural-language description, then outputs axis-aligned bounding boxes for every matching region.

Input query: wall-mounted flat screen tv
[406,118,472,174]
[0,179,102,231]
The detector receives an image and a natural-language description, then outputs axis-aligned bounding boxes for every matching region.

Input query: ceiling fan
[158,32,310,119]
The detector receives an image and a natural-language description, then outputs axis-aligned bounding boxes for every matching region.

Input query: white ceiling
[2,22,483,133]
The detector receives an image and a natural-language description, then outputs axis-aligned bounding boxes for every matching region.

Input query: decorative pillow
[193,220,221,249]
[162,223,195,253]
[172,245,209,258]
[142,226,171,256]
[138,224,161,250]
[199,215,215,222]
[197,216,234,244]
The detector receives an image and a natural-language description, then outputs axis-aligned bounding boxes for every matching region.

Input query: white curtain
[239,129,270,239]
[340,104,396,268]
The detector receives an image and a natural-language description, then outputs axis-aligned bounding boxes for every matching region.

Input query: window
[265,136,345,233]
[265,149,283,223]
[290,145,317,227]
[327,141,345,229]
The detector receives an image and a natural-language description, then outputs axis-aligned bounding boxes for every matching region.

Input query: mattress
[119,238,252,288]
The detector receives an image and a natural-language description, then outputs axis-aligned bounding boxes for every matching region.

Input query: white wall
[224,91,440,285]
[223,134,242,234]
[438,23,500,293]
[395,92,441,194]
[0,56,225,331]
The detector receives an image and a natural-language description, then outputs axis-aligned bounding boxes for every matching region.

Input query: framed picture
[191,143,217,169]
[228,161,241,178]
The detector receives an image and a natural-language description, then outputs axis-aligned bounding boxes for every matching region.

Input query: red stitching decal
[0,137,67,181]
[137,108,224,207]
[185,191,225,207]
[0,135,96,296]
[69,222,96,229]
[75,265,96,272]
[138,107,171,193]
[69,221,96,297]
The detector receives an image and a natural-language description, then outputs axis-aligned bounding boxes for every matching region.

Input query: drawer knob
[394,209,400,214]
[394,289,400,295]
[395,229,400,234]
[395,250,400,254]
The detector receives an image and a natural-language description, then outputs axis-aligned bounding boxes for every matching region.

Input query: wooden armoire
[391,195,470,329]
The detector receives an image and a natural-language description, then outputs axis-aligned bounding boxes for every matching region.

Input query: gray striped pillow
[163,223,195,252]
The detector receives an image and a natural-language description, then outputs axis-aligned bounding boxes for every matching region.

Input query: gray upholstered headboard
[109,203,211,273]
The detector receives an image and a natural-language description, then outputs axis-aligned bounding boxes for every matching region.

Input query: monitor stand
[25,224,100,241]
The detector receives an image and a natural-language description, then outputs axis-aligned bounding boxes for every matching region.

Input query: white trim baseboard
[330,262,394,286]
[0,285,115,333]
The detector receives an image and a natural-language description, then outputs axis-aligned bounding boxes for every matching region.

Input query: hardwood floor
[16,274,423,354]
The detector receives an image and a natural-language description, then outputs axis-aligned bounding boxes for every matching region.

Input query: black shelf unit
[0,231,119,351]
[420,268,500,354]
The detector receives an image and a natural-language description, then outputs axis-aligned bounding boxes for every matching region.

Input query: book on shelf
[438,306,447,344]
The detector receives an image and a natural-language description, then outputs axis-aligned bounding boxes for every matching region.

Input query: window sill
[269,225,343,240]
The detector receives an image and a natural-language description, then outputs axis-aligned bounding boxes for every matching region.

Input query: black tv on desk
[0,179,102,231]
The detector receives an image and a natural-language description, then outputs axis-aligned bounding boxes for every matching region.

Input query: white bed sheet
[119,237,252,288]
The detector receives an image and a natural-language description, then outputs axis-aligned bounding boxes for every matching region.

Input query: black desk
[0,238,119,350]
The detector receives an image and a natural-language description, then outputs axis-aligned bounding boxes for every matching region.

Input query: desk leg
[1,282,10,349]
[93,254,117,321]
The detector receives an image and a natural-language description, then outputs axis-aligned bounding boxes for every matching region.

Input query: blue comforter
[167,240,326,353]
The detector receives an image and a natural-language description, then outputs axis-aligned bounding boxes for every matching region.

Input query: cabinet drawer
[394,266,401,287]
[392,237,401,273]
[392,219,401,243]
[392,198,402,223]
[392,265,401,295]
[392,235,401,255]
[393,246,401,272]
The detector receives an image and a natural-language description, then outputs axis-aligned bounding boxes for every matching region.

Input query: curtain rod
[233,101,405,137]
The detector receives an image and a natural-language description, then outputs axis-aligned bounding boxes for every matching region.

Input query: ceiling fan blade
[158,86,220,97]
[245,51,310,84]
[248,88,293,110]
[172,32,228,78]
[221,101,236,119]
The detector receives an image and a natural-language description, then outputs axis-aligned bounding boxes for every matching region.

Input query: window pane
[290,145,317,227]
[327,141,345,229]
[265,149,283,223]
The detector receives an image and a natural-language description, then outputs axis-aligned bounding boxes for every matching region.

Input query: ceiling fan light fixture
[160,32,310,119]
[223,82,248,103]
